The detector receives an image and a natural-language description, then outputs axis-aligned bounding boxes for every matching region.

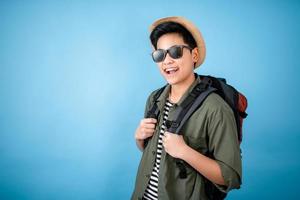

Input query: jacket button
[152,151,156,155]
[138,198,142,200]
[146,174,150,178]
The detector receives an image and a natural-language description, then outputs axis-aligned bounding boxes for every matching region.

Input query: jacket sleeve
[206,94,242,193]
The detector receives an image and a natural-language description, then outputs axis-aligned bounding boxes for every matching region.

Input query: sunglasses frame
[151,45,193,63]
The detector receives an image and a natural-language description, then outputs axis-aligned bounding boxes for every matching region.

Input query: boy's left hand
[162,132,188,159]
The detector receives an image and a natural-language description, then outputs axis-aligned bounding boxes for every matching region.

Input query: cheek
[178,59,193,72]
[182,58,195,71]
[157,64,164,73]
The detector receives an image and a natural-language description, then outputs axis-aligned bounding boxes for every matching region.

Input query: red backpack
[146,74,248,144]
[145,74,248,199]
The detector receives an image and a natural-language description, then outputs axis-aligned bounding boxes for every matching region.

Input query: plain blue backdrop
[1,0,300,199]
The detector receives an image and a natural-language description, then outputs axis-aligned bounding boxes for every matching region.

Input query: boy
[132,16,242,200]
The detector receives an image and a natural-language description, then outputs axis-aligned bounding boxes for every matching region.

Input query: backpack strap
[144,85,167,148]
[166,76,217,134]
[165,76,217,179]
[146,85,167,119]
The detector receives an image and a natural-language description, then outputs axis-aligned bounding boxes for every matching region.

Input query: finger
[142,128,155,134]
[162,137,168,148]
[164,132,170,137]
[140,128,153,135]
[143,132,154,138]
[138,131,153,139]
[162,136,165,145]
[143,118,157,124]
[143,123,156,129]
[164,136,168,144]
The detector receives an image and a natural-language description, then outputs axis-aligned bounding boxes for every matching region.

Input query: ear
[192,47,199,63]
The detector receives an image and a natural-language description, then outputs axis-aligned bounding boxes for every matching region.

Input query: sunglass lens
[152,50,165,63]
[168,46,182,59]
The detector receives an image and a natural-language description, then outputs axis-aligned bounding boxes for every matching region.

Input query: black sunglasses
[151,45,192,63]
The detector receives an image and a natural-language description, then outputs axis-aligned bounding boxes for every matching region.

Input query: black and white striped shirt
[143,100,174,200]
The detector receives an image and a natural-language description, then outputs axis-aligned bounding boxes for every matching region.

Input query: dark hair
[150,22,197,50]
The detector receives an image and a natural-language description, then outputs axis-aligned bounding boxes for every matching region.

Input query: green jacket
[132,76,242,200]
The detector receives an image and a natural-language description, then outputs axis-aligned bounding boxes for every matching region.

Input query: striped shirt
[143,100,174,200]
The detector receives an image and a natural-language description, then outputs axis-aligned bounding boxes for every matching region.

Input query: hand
[135,118,157,141]
[162,132,188,159]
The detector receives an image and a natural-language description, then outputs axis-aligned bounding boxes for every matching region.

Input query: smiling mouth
[164,67,179,75]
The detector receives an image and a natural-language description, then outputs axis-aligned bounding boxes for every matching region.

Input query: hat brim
[149,16,206,68]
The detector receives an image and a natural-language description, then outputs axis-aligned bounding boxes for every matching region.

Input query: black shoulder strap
[166,77,217,134]
[165,77,217,179]
[146,85,167,119]
[144,85,167,148]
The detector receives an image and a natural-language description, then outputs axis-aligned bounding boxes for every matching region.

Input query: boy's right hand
[135,118,157,141]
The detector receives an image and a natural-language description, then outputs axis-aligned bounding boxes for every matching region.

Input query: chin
[165,77,181,85]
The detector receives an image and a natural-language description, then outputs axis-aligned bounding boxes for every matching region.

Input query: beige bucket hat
[149,16,206,68]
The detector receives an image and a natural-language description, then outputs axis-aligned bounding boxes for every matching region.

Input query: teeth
[165,68,178,72]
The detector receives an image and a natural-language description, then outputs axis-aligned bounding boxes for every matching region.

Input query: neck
[169,73,196,103]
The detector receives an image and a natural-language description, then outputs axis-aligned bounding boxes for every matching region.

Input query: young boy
[132,16,242,200]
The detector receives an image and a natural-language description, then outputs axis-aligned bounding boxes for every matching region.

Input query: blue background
[1,0,299,199]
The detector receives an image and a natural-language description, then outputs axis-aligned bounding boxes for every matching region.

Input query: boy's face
[155,33,198,86]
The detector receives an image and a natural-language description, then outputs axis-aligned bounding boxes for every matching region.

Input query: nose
[163,52,174,66]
